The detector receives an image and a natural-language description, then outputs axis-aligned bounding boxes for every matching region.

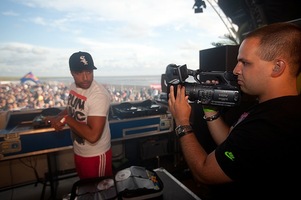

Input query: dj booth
[0,100,175,199]
[0,100,173,161]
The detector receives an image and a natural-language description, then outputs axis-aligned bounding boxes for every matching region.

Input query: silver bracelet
[203,112,220,121]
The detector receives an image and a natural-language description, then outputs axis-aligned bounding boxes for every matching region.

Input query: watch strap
[175,125,193,138]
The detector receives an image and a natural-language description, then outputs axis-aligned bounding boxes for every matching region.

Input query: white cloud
[0,0,230,77]
[2,10,19,16]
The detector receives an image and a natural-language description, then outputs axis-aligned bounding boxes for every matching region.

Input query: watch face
[175,125,192,138]
[178,127,185,132]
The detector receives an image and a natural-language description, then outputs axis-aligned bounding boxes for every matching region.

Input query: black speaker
[199,45,239,72]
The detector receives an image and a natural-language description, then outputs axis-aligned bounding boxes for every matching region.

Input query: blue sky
[0,0,231,77]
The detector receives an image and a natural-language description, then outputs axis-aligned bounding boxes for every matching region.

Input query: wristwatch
[175,125,193,138]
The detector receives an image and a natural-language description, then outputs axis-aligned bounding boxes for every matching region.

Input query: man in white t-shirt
[49,51,112,179]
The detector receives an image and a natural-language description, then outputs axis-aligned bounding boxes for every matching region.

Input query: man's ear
[271,60,285,77]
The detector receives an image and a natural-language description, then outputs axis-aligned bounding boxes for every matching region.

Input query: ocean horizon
[43,75,161,87]
[0,75,162,88]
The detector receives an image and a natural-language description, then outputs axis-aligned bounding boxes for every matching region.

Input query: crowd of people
[0,81,161,112]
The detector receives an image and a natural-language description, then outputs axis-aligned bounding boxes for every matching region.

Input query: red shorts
[74,148,113,179]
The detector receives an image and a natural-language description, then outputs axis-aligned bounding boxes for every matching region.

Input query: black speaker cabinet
[199,45,239,72]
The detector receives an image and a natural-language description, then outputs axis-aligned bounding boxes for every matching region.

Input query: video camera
[162,64,241,107]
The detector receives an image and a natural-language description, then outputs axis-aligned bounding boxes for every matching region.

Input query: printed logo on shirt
[68,90,87,122]
[68,90,88,145]
[225,151,235,161]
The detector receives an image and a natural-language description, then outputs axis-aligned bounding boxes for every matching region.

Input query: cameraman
[168,22,301,199]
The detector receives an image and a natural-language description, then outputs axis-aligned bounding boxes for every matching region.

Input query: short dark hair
[246,22,301,76]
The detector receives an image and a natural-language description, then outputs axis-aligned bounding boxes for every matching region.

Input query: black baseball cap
[69,51,97,71]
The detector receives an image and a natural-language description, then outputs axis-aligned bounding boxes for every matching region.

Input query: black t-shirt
[214,95,301,199]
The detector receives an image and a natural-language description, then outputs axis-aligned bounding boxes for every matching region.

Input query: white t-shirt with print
[68,80,111,157]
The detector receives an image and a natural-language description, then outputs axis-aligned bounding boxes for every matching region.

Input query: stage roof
[217,0,301,40]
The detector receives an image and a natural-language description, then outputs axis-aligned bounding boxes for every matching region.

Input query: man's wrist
[203,106,220,121]
[175,124,193,138]
[203,112,220,121]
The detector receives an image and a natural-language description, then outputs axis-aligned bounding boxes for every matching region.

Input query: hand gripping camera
[162,64,241,107]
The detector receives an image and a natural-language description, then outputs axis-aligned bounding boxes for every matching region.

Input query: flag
[20,72,40,84]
